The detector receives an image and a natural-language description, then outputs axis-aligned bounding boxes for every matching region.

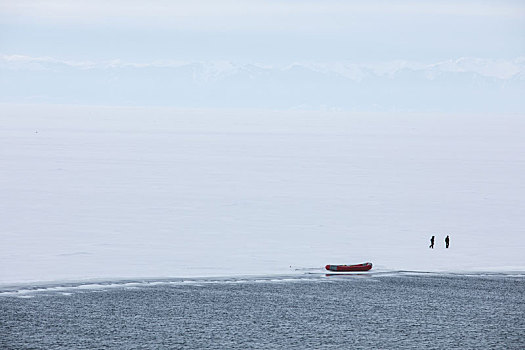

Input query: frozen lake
[1,105,524,284]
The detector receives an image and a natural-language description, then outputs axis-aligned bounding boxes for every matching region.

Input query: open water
[1,273,524,349]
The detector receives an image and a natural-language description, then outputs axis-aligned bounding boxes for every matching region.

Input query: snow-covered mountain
[1,55,524,112]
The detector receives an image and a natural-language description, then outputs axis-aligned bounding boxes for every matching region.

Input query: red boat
[325,262,372,272]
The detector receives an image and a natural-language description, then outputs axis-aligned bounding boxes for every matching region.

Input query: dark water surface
[1,274,524,349]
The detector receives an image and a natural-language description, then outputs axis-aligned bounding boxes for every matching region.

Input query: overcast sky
[1,0,524,111]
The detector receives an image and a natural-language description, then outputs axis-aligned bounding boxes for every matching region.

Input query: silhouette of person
[429,236,435,249]
[445,235,450,248]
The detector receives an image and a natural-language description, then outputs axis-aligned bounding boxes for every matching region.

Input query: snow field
[1,104,524,284]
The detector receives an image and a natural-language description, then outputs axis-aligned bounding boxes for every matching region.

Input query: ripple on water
[0,274,523,349]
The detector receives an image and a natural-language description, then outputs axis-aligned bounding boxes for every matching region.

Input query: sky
[1,0,524,111]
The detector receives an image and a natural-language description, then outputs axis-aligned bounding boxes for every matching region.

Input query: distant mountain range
[1,55,524,112]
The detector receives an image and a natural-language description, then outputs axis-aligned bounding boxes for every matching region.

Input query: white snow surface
[1,104,524,285]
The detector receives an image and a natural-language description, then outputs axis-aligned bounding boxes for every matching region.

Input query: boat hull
[325,262,372,272]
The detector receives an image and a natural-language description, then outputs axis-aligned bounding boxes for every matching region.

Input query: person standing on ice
[445,235,450,248]
[429,236,435,249]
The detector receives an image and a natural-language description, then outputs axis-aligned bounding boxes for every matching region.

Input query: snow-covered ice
[1,104,524,285]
